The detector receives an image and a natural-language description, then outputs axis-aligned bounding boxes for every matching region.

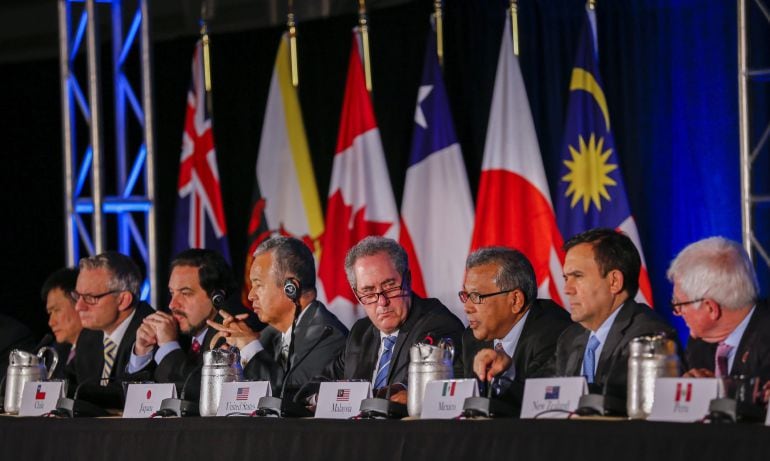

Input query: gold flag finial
[287,0,299,87]
[588,0,597,10]
[200,20,213,112]
[511,0,519,57]
[433,0,444,67]
[358,0,373,92]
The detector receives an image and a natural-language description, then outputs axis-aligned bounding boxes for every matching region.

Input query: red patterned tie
[715,342,732,377]
[191,338,202,355]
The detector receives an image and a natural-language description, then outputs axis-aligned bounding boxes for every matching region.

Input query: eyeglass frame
[70,289,120,306]
[458,289,517,305]
[670,298,704,316]
[353,273,410,305]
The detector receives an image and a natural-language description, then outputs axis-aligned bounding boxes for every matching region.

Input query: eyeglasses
[70,290,119,305]
[458,289,515,304]
[670,298,704,316]
[355,285,407,305]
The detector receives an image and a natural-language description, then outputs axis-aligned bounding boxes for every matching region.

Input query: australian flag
[172,40,231,262]
[544,386,560,400]
[555,9,653,305]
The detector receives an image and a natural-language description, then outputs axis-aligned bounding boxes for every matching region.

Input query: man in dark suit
[462,247,572,409]
[667,237,770,381]
[208,236,347,400]
[554,228,676,401]
[40,267,82,380]
[128,249,240,400]
[323,236,464,404]
[0,314,37,379]
[71,251,154,407]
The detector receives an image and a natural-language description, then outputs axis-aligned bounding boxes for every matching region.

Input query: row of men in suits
[21,228,770,414]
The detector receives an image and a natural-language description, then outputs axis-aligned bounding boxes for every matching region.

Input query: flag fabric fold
[470,15,566,306]
[400,29,474,323]
[555,8,653,305]
[172,40,231,262]
[317,32,400,328]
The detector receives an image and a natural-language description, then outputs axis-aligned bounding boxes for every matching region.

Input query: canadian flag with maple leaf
[317,31,399,328]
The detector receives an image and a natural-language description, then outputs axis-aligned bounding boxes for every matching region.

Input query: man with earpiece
[208,236,348,401]
[128,249,245,400]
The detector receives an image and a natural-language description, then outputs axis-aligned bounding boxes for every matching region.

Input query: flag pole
[510,0,519,57]
[433,0,444,67]
[287,0,299,87]
[357,0,373,92]
[200,0,214,113]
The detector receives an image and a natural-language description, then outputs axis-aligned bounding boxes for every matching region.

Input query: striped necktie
[373,336,397,390]
[102,336,117,386]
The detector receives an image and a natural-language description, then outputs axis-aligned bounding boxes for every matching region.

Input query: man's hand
[144,311,179,345]
[473,348,512,382]
[207,310,259,350]
[134,322,157,356]
[683,368,715,378]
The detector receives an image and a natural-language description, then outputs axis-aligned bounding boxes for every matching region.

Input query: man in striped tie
[70,252,155,408]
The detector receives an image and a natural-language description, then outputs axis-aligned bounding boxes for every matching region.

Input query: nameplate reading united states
[217,381,271,416]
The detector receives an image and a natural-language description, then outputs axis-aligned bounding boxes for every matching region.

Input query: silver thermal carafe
[198,348,243,416]
[626,334,680,419]
[407,338,454,416]
[4,347,59,414]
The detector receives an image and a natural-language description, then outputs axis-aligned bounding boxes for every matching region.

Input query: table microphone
[52,376,123,417]
[574,342,628,417]
[157,364,204,417]
[359,336,413,419]
[255,326,334,417]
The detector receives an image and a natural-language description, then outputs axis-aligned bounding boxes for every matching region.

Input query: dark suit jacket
[71,302,155,407]
[50,342,74,381]
[685,300,770,380]
[461,299,572,405]
[325,295,465,388]
[0,314,37,378]
[151,322,219,401]
[554,299,677,398]
[244,301,347,399]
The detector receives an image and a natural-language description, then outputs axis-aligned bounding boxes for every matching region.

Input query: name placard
[520,377,587,419]
[648,378,719,422]
[216,381,271,416]
[315,381,371,419]
[19,381,65,416]
[421,379,478,419]
[123,383,176,418]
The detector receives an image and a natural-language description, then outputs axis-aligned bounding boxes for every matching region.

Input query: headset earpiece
[284,278,300,301]
[211,289,226,309]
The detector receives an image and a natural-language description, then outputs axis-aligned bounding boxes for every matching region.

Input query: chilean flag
[400,28,474,324]
[470,15,566,306]
[317,31,399,328]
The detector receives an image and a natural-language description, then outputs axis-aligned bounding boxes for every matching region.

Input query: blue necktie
[582,335,601,384]
[374,336,397,390]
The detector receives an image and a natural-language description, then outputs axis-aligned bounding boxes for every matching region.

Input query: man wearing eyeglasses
[324,236,464,403]
[70,251,155,406]
[668,237,770,381]
[462,247,571,409]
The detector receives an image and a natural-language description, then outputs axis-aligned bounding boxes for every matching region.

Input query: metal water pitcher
[627,334,680,419]
[407,338,454,416]
[199,348,243,416]
[4,347,58,414]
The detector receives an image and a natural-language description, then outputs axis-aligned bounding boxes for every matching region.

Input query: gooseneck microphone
[255,325,333,417]
[52,376,126,417]
[575,341,628,417]
[157,364,204,417]
[359,336,408,419]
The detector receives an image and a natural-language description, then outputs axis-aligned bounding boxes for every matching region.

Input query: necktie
[494,341,505,353]
[715,342,733,377]
[191,338,202,355]
[67,347,76,365]
[102,336,117,386]
[582,335,601,384]
[280,338,290,370]
[374,336,397,390]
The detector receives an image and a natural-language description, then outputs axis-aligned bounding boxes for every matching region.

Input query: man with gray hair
[462,247,572,408]
[668,237,770,380]
[323,236,464,404]
[71,251,155,404]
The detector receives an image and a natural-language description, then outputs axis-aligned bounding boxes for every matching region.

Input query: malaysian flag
[236,387,250,401]
[172,40,231,261]
[336,388,350,402]
[544,386,560,400]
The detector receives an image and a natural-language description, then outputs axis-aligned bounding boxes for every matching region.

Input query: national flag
[674,382,692,403]
[544,386,560,400]
[172,40,231,262]
[146,389,152,399]
[236,387,250,401]
[35,385,46,400]
[555,8,653,306]
[242,34,325,306]
[317,31,399,328]
[441,381,456,397]
[336,388,351,402]
[470,14,566,305]
[400,28,474,323]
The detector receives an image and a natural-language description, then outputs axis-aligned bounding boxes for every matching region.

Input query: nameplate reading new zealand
[520,377,587,419]
[315,381,371,419]
[19,381,65,416]
[123,383,176,418]
[217,381,271,416]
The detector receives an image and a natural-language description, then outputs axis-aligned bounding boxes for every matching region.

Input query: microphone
[574,341,628,417]
[359,336,409,419]
[52,376,126,417]
[461,347,516,418]
[157,364,204,417]
[211,290,227,309]
[255,325,334,417]
[34,333,55,350]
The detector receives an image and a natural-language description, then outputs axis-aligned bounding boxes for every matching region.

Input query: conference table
[2,415,769,460]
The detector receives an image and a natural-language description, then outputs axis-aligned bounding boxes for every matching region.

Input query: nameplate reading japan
[315,381,371,419]
[19,381,65,416]
[216,381,271,416]
[520,377,587,419]
[123,383,176,418]
[421,379,478,419]
[648,378,718,422]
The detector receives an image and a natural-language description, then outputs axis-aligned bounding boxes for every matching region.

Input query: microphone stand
[52,376,119,418]
[157,364,203,417]
[462,376,516,418]
[574,343,628,417]
[359,338,408,419]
